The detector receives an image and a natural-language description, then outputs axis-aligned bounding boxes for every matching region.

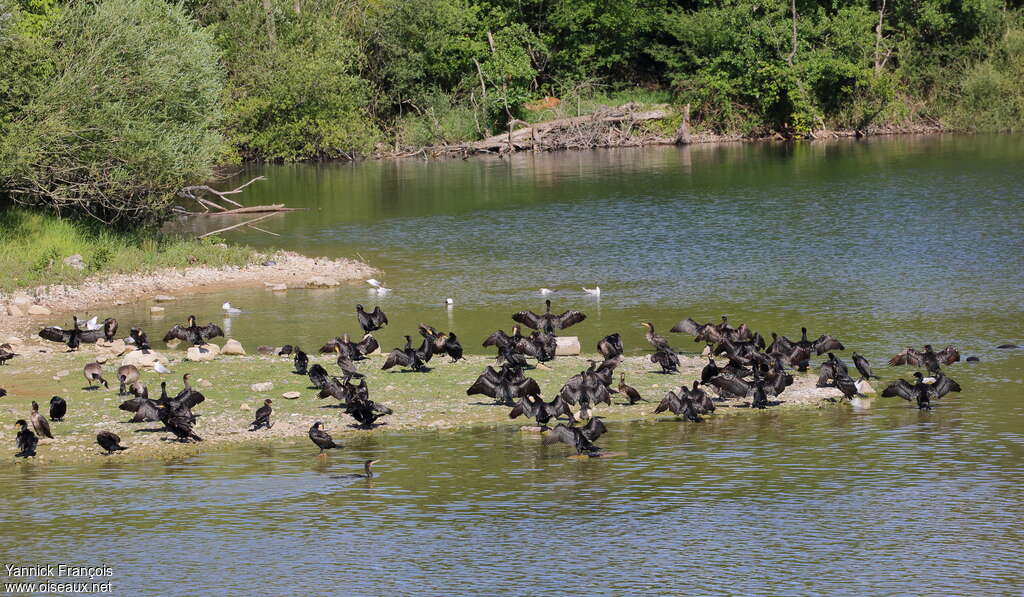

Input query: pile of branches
[424,103,678,159]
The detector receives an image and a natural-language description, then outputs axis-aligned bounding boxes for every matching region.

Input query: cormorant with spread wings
[512,299,586,333]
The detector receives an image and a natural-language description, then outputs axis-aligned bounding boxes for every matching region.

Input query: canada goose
[162,315,224,346]
[309,421,342,453]
[512,300,586,333]
[48,396,67,421]
[888,345,960,374]
[249,399,273,431]
[30,401,52,439]
[543,419,607,456]
[355,304,388,332]
[83,362,109,390]
[116,365,140,396]
[14,420,37,457]
[96,431,127,454]
[39,316,100,351]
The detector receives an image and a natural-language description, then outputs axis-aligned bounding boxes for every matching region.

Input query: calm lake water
[4,135,1024,594]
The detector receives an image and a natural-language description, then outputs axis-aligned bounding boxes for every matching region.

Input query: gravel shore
[0,250,377,340]
[0,346,857,466]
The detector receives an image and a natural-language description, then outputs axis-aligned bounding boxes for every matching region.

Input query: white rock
[554,336,581,356]
[305,276,340,288]
[250,382,274,392]
[150,306,165,314]
[221,339,246,355]
[95,355,109,364]
[27,305,51,315]
[855,380,875,394]
[6,305,23,317]
[153,295,177,302]
[198,378,213,388]
[186,345,218,362]
[103,339,131,356]
[54,369,69,379]
[62,254,86,270]
[267,283,287,292]
[240,403,251,411]
[281,391,301,399]
[12,295,32,306]
[122,350,168,368]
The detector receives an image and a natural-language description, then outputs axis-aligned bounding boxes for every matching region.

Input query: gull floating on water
[154,361,172,374]
[366,278,391,295]
[445,298,454,306]
[539,288,555,296]
[222,302,242,314]
[582,286,601,296]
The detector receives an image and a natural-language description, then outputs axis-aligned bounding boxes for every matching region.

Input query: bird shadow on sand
[346,422,387,430]
[132,426,168,433]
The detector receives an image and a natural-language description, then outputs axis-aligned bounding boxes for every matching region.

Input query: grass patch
[0,207,260,292]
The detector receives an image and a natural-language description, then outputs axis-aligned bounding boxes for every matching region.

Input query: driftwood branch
[178,176,266,212]
[197,213,279,239]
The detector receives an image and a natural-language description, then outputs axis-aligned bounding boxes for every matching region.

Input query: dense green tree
[0,0,225,225]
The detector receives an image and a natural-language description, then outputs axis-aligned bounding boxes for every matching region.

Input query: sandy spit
[0,250,378,339]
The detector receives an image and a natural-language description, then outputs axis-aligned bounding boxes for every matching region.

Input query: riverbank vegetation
[1,0,1023,224]
[0,208,257,293]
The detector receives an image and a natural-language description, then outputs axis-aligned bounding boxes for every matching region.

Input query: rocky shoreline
[0,250,377,340]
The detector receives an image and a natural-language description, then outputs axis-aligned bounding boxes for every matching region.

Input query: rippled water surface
[3,135,1023,594]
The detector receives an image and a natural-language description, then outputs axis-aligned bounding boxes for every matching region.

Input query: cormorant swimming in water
[882,372,933,409]
[335,459,380,479]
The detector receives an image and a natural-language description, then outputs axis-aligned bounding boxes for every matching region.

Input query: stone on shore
[122,349,168,368]
[186,344,220,362]
[5,336,23,346]
[251,382,273,392]
[282,391,301,399]
[6,305,24,317]
[27,305,51,315]
[12,295,32,307]
[101,339,132,356]
[153,295,177,302]
[264,282,288,291]
[856,380,875,394]
[554,336,581,356]
[62,254,86,270]
[150,306,165,314]
[305,276,340,288]
[221,339,246,355]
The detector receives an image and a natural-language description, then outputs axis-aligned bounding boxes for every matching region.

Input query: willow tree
[0,0,225,225]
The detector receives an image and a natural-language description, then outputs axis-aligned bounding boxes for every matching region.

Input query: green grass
[0,207,260,292]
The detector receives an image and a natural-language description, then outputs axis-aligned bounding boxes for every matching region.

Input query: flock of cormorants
[5,296,975,461]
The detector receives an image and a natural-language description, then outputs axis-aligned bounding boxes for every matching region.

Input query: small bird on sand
[366,278,391,295]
